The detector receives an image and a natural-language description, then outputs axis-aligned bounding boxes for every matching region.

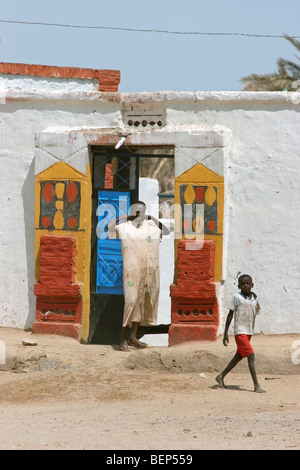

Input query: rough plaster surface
[0,76,299,336]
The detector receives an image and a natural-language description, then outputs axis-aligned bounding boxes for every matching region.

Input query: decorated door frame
[33,126,230,344]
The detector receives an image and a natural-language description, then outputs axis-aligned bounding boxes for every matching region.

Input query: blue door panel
[96,252,124,295]
[96,191,130,294]
[98,239,122,254]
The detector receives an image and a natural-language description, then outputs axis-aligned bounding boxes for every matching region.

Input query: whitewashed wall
[0,74,299,336]
[165,94,300,335]
[0,77,120,330]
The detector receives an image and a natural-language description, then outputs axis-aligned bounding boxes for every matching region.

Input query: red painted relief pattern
[169,240,219,345]
[33,235,82,339]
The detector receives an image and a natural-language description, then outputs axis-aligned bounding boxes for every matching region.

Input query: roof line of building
[0,62,120,92]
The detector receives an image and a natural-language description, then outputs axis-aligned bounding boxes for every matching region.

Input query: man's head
[129,201,146,219]
[238,274,253,295]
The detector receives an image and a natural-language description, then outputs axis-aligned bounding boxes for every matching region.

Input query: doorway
[88,146,174,344]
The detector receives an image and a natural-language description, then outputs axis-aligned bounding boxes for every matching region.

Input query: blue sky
[1,0,299,92]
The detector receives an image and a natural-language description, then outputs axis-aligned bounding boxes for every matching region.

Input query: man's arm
[147,215,170,236]
[106,214,130,239]
[107,214,129,231]
[223,310,234,346]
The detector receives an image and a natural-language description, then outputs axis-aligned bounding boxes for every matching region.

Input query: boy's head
[238,274,253,295]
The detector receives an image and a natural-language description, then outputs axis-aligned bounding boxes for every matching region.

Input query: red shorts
[235,334,254,358]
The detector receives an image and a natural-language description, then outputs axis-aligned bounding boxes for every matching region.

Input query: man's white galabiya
[116,219,161,328]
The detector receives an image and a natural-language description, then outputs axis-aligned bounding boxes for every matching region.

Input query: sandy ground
[0,327,299,451]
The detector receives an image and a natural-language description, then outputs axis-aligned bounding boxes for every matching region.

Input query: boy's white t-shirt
[229,292,261,336]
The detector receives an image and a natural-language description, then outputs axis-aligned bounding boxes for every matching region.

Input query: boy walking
[216,274,265,393]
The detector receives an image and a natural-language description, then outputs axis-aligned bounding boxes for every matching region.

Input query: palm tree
[241,35,300,91]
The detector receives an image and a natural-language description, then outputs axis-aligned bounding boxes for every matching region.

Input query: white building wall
[165,97,300,334]
[0,76,299,336]
[0,83,120,329]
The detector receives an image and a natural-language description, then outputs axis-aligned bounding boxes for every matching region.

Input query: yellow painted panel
[36,161,86,181]
[55,200,64,210]
[183,184,195,204]
[79,161,93,343]
[79,180,87,231]
[35,182,41,229]
[55,182,65,199]
[174,162,224,282]
[176,163,223,184]
[205,186,217,206]
[53,210,64,229]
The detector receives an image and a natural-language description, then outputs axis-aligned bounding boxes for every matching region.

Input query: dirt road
[0,328,299,450]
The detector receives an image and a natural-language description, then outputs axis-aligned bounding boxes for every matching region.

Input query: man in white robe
[108,201,169,350]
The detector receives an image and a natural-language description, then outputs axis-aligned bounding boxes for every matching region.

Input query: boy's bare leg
[215,353,243,388]
[247,353,265,393]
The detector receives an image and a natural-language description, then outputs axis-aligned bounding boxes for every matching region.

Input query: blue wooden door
[96,191,130,294]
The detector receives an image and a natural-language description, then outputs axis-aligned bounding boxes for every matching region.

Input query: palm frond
[240,34,300,91]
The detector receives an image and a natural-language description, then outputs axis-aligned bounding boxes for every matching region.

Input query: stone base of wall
[169,323,218,345]
[32,321,81,339]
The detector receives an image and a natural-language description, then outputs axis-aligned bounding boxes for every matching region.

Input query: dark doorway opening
[88,146,174,345]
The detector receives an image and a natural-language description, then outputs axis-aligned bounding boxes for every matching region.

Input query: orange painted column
[169,163,224,345]
[169,240,218,344]
[33,235,82,339]
[33,161,92,341]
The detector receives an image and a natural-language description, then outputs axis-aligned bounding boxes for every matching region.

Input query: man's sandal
[128,339,147,349]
